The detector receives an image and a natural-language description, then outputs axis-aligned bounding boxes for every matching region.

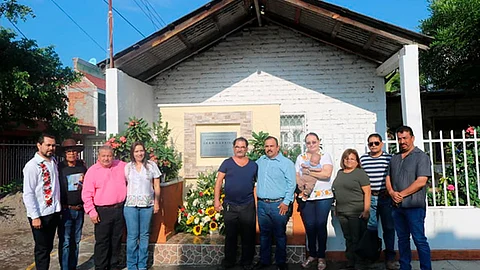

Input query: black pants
[338,214,368,269]
[223,201,256,267]
[94,206,124,270]
[28,212,60,270]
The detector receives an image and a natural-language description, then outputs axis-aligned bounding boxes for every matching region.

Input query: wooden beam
[331,21,342,39]
[281,0,429,50]
[294,7,302,24]
[363,33,376,50]
[254,0,262,26]
[177,33,194,50]
[376,49,401,76]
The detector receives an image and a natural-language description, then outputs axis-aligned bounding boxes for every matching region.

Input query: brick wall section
[151,25,386,165]
[183,111,252,178]
[67,79,96,126]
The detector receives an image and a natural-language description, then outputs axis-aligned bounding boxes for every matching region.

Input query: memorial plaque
[200,132,237,157]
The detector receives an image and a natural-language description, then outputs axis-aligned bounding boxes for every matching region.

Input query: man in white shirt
[23,133,62,270]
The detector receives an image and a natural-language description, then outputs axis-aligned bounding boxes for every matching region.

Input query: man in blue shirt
[214,137,257,270]
[255,136,296,270]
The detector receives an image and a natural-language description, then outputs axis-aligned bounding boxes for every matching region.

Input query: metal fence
[385,130,480,208]
[0,140,105,187]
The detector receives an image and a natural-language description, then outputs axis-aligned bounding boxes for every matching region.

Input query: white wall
[151,25,386,168]
[326,207,480,251]
[106,68,154,136]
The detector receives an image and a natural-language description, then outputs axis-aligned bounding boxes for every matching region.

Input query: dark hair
[130,141,148,168]
[340,148,362,170]
[304,132,319,142]
[38,133,56,144]
[396,126,414,137]
[367,133,383,142]
[233,137,248,147]
[264,136,279,146]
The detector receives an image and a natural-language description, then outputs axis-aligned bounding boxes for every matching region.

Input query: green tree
[419,0,480,92]
[0,0,80,140]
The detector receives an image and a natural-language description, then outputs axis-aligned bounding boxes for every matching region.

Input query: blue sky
[1,0,430,67]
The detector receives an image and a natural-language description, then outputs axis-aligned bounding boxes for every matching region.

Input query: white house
[100,0,480,258]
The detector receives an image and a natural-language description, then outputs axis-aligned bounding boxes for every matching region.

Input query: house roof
[84,73,106,91]
[99,0,432,82]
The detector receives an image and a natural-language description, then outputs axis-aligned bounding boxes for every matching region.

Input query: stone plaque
[200,132,237,157]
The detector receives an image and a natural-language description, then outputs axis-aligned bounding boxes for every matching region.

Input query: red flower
[184,212,188,217]
[466,126,475,136]
[120,136,127,143]
[199,192,204,197]
[198,209,203,214]
[180,207,185,212]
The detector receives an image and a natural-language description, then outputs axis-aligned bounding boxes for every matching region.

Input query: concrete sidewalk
[40,236,480,270]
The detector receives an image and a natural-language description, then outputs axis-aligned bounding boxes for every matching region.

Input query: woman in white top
[295,132,334,270]
[124,141,161,270]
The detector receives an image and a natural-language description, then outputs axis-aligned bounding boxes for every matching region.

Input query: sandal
[301,256,317,268]
[317,258,327,270]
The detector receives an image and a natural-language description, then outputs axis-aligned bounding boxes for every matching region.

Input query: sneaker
[385,261,399,270]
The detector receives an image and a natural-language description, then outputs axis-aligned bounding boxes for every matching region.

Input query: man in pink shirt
[82,145,127,270]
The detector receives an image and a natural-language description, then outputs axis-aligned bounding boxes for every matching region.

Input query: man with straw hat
[57,139,87,270]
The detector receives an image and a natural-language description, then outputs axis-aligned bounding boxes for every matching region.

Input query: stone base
[152,233,306,265]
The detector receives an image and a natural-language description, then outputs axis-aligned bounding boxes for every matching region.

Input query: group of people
[23,134,161,270]
[215,126,432,270]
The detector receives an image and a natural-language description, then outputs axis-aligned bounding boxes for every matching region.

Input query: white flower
[193,199,199,207]
[200,203,205,209]
[215,213,221,220]
[194,217,200,224]
[201,221,206,227]
[204,216,211,222]
[183,201,188,207]
[178,216,181,223]
[206,200,213,205]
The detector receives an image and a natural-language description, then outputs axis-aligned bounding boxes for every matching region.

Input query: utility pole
[108,0,114,68]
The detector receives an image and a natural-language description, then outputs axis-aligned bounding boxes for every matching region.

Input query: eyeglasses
[306,141,317,145]
[368,141,381,147]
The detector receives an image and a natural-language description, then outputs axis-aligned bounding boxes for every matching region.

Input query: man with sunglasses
[360,134,398,270]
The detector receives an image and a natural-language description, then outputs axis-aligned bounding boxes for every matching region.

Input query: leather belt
[67,205,83,211]
[258,197,283,203]
[96,202,124,209]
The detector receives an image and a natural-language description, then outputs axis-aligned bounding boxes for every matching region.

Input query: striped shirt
[359,152,392,191]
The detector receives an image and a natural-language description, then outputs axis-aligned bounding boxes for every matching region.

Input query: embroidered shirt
[82,160,127,218]
[22,153,61,219]
[295,152,334,200]
[124,160,161,207]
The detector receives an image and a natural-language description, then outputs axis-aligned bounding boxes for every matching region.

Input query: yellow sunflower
[186,215,195,225]
[193,225,203,236]
[206,206,216,217]
[209,221,218,231]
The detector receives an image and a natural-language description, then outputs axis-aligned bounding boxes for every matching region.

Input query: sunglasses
[306,141,318,145]
[368,141,381,147]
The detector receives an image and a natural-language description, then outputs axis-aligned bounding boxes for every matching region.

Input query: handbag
[355,229,382,261]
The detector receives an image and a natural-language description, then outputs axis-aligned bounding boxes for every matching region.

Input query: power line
[6,18,27,39]
[133,0,160,30]
[102,0,145,38]
[141,0,166,27]
[144,0,166,26]
[49,0,107,54]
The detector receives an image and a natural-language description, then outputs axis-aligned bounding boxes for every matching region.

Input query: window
[280,114,306,151]
[97,92,106,132]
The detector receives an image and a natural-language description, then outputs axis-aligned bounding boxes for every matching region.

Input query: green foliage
[420,0,480,92]
[247,131,269,161]
[107,115,182,181]
[175,171,224,236]
[428,126,480,206]
[0,179,22,195]
[281,144,302,163]
[0,1,79,140]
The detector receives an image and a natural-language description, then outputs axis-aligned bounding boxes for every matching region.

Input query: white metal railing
[385,129,480,208]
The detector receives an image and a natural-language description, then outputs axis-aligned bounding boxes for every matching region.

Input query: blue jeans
[58,208,84,270]
[367,195,396,261]
[392,207,431,270]
[124,206,154,270]
[299,198,333,258]
[257,200,289,265]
